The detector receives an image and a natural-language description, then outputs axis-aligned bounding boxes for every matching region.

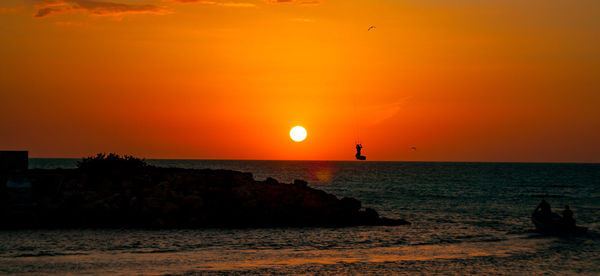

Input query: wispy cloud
[172,0,256,8]
[297,0,320,5]
[30,0,317,18]
[265,0,321,5]
[362,97,412,125]
[0,7,22,14]
[34,0,169,18]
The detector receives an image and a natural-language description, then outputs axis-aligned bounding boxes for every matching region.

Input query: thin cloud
[362,97,412,125]
[298,0,320,5]
[173,0,256,7]
[0,7,21,14]
[265,0,321,5]
[34,0,169,18]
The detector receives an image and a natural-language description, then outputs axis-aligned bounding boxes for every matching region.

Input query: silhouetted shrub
[77,153,149,171]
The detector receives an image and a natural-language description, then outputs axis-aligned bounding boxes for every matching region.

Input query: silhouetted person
[355,144,366,160]
[534,200,552,222]
[561,205,575,230]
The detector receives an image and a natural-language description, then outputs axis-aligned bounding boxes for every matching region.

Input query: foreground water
[1,160,599,274]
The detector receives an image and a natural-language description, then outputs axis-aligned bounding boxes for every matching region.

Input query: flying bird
[368,26,376,31]
[411,147,417,151]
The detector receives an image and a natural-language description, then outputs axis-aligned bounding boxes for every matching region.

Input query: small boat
[532,211,587,236]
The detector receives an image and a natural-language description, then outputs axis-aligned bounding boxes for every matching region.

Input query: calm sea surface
[1,159,599,275]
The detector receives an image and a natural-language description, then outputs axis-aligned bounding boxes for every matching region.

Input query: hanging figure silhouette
[352,25,374,162]
[355,144,366,160]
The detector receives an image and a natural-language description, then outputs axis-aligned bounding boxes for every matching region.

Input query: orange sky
[1,0,599,162]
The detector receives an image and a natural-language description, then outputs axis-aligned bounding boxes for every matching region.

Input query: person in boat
[534,200,552,223]
[355,144,366,160]
[561,205,576,230]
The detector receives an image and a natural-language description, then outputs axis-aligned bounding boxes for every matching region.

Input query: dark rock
[1,164,410,229]
[182,195,204,210]
[358,208,380,225]
[294,179,308,187]
[265,177,279,185]
[340,197,361,213]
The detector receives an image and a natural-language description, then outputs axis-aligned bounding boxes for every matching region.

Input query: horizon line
[28,157,600,165]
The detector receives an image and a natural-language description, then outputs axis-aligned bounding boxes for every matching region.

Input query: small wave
[394,238,409,245]
[130,249,182,254]
[456,234,506,243]
[434,218,456,223]
[531,194,564,198]
[549,184,575,188]
[106,243,143,251]
[506,230,535,235]
[15,246,37,251]
[13,251,89,258]
[411,239,462,246]
[455,234,491,240]
[411,235,506,246]
[477,237,506,243]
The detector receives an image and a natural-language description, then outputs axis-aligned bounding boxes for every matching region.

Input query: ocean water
[1,159,599,275]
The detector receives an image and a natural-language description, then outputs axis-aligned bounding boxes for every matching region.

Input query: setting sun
[290,126,307,142]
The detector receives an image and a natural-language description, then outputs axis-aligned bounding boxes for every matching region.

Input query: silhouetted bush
[77,153,149,171]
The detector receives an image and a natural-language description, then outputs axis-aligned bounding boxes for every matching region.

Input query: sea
[1,159,599,275]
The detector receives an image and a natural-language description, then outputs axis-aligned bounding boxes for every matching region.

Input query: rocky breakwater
[1,154,409,229]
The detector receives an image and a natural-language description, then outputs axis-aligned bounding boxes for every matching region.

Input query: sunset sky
[1,0,599,162]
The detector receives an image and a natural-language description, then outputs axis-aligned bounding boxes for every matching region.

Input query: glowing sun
[290,126,307,142]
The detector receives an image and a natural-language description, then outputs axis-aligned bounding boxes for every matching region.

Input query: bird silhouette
[368,26,376,31]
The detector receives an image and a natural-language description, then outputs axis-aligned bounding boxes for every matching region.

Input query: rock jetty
[1,154,409,229]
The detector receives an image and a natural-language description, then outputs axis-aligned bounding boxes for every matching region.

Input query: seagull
[368,25,376,31]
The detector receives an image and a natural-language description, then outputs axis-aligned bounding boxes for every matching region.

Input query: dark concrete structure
[0,151,28,173]
[1,151,29,201]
